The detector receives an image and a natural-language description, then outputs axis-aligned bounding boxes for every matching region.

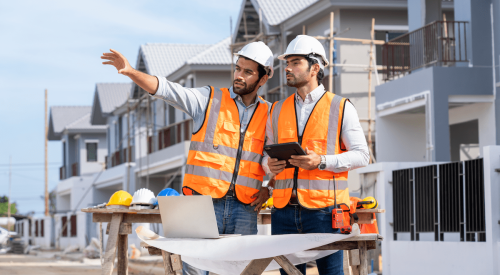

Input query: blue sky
[0,0,241,216]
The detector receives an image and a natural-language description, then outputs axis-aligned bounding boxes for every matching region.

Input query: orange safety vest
[270,91,350,209]
[183,86,270,204]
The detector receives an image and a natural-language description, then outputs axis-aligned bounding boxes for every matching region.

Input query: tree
[0,196,17,216]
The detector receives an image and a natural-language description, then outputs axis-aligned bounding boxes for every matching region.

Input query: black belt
[289,192,299,205]
[225,185,235,197]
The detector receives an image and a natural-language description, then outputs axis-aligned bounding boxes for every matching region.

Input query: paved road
[0,254,319,275]
[0,254,103,275]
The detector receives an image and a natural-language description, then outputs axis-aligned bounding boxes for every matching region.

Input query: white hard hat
[234,41,274,78]
[130,188,156,205]
[278,35,329,67]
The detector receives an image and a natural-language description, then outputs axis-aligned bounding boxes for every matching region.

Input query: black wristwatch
[318,155,327,170]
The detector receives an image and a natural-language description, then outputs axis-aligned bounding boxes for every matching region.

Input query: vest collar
[229,86,266,105]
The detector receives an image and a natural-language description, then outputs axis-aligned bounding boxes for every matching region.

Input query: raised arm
[101,49,158,94]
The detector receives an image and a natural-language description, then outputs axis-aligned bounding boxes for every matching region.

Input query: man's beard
[286,72,308,88]
[233,79,259,96]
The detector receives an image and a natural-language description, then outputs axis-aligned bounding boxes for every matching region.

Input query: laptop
[157,195,221,238]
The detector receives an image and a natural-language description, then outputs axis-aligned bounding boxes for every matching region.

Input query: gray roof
[139,43,210,76]
[256,0,319,26]
[186,37,232,65]
[48,106,106,140]
[91,83,131,125]
[95,83,131,113]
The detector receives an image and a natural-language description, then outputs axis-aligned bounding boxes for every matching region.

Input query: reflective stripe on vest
[270,91,350,209]
[183,87,268,204]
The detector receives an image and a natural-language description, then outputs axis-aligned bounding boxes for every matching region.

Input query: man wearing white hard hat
[102,41,275,275]
[263,35,369,275]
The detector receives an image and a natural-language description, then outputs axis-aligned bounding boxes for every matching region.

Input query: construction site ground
[0,252,319,275]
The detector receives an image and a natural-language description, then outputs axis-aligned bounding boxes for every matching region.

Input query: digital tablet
[264,142,306,169]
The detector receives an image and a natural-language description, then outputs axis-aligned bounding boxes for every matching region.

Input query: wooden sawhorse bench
[142,233,382,275]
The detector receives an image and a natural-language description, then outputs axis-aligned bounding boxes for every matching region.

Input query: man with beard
[101,41,274,275]
[263,35,369,275]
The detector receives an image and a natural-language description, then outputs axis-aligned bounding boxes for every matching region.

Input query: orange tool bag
[349,197,379,234]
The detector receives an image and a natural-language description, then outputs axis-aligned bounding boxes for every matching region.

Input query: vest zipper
[229,101,260,193]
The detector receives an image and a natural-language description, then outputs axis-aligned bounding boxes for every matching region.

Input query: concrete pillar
[408,0,442,31]
[431,91,450,161]
[455,0,493,67]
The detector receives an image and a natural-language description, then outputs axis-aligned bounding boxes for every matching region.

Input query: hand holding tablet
[264,142,306,169]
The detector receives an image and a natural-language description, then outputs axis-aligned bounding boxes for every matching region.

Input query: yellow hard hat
[267,197,274,208]
[107,190,133,206]
[362,196,378,209]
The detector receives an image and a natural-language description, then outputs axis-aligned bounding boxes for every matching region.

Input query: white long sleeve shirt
[262,84,369,176]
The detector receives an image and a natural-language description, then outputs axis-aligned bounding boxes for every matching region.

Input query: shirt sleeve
[324,101,370,172]
[261,111,275,177]
[151,76,211,132]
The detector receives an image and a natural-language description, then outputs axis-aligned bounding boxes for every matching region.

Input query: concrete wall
[355,146,500,275]
[56,193,70,212]
[376,66,494,161]
[55,212,87,250]
[448,102,497,158]
[32,217,52,248]
[377,113,427,162]
[70,175,96,211]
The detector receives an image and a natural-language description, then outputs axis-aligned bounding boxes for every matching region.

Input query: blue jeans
[271,204,344,275]
[183,196,258,275]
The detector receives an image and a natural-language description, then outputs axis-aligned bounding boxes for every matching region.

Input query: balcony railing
[59,166,66,180]
[110,146,134,168]
[383,21,469,81]
[71,162,78,177]
[152,119,193,154]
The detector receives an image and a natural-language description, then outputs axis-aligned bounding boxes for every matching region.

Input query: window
[86,143,98,162]
[35,220,39,237]
[70,215,77,237]
[40,220,44,237]
[61,216,68,237]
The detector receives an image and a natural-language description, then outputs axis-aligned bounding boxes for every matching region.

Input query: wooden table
[142,233,383,275]
[82,207,383,275]
[82,208,163,275]
[82,208,272,275]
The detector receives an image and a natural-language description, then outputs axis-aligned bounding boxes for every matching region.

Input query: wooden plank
[349,249,360,266]
[355,209,385,213]
[357,213,375,224]
[351,265,360,275]
[273,255,303,275]
[82,208,160,214]
[84,208,160,214]
[117,234,128,275]
[161,251,175,275]
[93,213,162,223]
[147,247,162,256]
[170,254,182,271]
[106,222,132,235]
[358,241,368,275]
[343,234,383,242]
[241,258,274,275]
[311,36,385,45]
[101,213,123,275]
[310,240,376,251]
